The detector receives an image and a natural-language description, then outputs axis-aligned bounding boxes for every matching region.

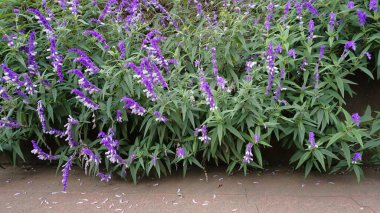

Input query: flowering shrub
[0,0,380,190]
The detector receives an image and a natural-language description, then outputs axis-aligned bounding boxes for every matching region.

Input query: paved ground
[0,165,379,213]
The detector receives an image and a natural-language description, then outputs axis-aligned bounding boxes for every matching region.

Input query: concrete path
[0,165,379,213]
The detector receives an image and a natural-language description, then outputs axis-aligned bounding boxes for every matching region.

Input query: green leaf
[296,152,311,169]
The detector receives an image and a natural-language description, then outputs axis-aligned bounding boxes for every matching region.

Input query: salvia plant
[0,0,379,191]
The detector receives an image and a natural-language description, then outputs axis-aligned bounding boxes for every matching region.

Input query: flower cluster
[84,30,109,49]
[194,124,210,144]
[266,43,277,95]
[243,142,253,164]
[0,86,12,101]
[31,140,59,160]
[26,31,40,76]
[68,48,100,75]
[153,111,167,123]
[0,64,20,85]
[308,132,318,148]
[352,152,362,164]
[126,62,157,101]
[0,118,20,129]
[68,0,80,15]
[116,110,122,122]
[71,89,99,110]
[121,97,146,116]
[356,10,367,26]
[62,155,74,192]
[97,172,111,182]
[68,69,100,94]
[351,113,360,127]
[197,61,217,111]
[211,48,229,91]
[99,129,126,164]
[176,147,186,159]
[37,100,47,132]
[64,115,79,147]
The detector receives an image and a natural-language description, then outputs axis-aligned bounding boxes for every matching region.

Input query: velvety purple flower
[264,3,274,31]
[14,89,27,98]
[319,45,325,61]
[152,154,157,167]
[243,142,253,163]
[369,0,378,11]
[194,124,211,144]
[295,1,304,23]
[280,68,285,80]
[47,36,64,83]
[282,1,291,21]
[116,110,122,122]
[68,48,100,75]
[254,134,260,144]
[328,12,335,30]
[68,0,80,15]
[351,113,360,127]
[68,69,100,94]
[84,30,108,49]
[303,2,319,16]
[126,62,158,101]
[347,1,355,9]
[0,118,20,128]
[121,97,146,116]
[26,31,40,76]
[308,132,317,148]
[275,45,282,55]
[245,61,256,80]
[62,155,74,192]
[0,86,12,101]
[153,111,167,123]
[0,64,20,85]
[99,129,126,164]
[23,74,36,95]
[59,0,67,8]
[313,72,320,89]
[118,40,126,58]
[198,64,217,111]
[287,49,296,59]
[13,8,20,14]
[210,48,219,76]
[344,40,356,51]
[2,34,17,47]
[352,152,362,164]
[356,10,367,26]
[46,128,66,138]
[148,0,179,30]
[273,83,283,102]
[362,51,372,60]
[176,147,186,159]
[98,0,117,21]
[97,172,111,182]
[27,8,54,34]
[64,115,79,147]
[81,147,100,165]
[31,140,59,160]
[37,100,47,132]
[266,43,277,95]
[71,89,99,110]
[308,19,315,39]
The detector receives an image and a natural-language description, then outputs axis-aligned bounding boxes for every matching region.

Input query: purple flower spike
[62,155,74,192]
[176,147,186,159]
[81,147,100,165]
[347,1,355,9]
[26,31,40,76]
[31,140,59,160]
[254,134,260,144]
[0,64,20,85]
[0,86,12,101]
[116,110,122,122]
[68,0,80,15]
[308,132,318,148]
[37,100,47,133]
[97,172,111,182]
[344,41,356,51]
[243,142,253,164]
[152,154,157,167]
[46,128,66,138]
[118,40,126,58]
[121,97,146,116]
[27,8,54,34]
[195,124,211,144]
[64,115,79,147]
[352,152,362,164]
[98,0,117,21]
[23,74,37,95]
[68,69,100,94]
[153,111,167,123]
[369,0,378,11]
[356,10,367,26]
[71,89,99,110]
[328,12,335,30]
[99,129,126,164]
[126,62,157,101]
[266,43,277,95]
[59,0,67,8]
[287,49,296,59]
[68,48,100,75]
[0,118,20,129]
[362,51,372,60]
[351,113,360,127]
[197,62,217,111]
[84,30,108,49]
[308,19,315,39]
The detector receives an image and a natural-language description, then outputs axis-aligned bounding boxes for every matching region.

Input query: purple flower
[210,48,219,76]
[153,111,167,123]
[37,100,47,132]
[26,31,40,76]
[195,124,211,144]
[68,48,100,75]
[31,140,59,160]
[23,74,37,95]
[254,134,260,144]
[308,132,317,148]
[81,147,100,165]
[62,155,74,192]
[356,10,367,26]
[328,12,335,30]
[13,8,20,14]
[46,128,66,138]
[303,2,319,16]
[347,1,355,9]
[0,118,20,129]
[99,129,126,164]
[59,0,67,8]
[351,113,360,127]
[152,154,157,167]
[264,3,274,31]
[308,19,315,39]
[243,142,253,163]
[369,0,378,11]
[126,62,157,101]
[116,110,122,122]
[84,30,108,48]
[198,64,217,111]
[282,1,291,21]
[97,172,111,182]
[98,0,117,21]
[295,1,303,23]
[118,40,126,58]
[352,152,362,164]
[68,69,100,94]
[275,45,282,55]
[68,0,80,15]
[71,89,99,110]
[319,45,325,61]
[280,68,285,80]
[362,51,372,60]
[27,8,54,34]
[176,147,186,159]
[64,115,79,147]
[47,36,64,83]
[121,97,146,116]
[266,43,277,95]
[0,64,20,85]
[344,41,356,51]
[287,49,296,59]
[0,86,12,101]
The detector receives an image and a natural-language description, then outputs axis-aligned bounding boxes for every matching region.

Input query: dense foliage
[0,0,380,190]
